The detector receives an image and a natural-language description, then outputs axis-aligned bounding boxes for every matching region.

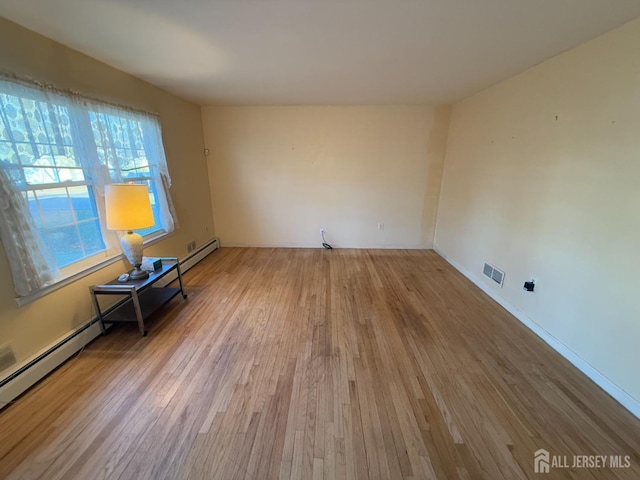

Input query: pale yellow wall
[0,18,215,372]
[436,18,640,402]
[203,106,449,248]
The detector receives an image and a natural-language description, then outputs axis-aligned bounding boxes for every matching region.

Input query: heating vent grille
[0,344,16,372]
[483,262,505,287]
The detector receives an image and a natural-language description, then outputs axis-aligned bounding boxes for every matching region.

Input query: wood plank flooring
[1,248,639,479]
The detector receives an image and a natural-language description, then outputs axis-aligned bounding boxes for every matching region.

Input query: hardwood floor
[1,248,639,480]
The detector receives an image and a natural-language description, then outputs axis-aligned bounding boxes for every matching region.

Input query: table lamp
[105,184,155,280]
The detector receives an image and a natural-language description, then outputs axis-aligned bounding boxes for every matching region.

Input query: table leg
[176,263,187,299]
[91,288,107,335]
[130,290,147,336]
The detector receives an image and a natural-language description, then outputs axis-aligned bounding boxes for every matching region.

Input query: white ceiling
[1,0,639,106]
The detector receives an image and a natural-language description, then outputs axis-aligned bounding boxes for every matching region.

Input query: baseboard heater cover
[0,237,219,410]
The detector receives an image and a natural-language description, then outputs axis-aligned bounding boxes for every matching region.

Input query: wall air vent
[0,344,16,372]
[483,262,505,287]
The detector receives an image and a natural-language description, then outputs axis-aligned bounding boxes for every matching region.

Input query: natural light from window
[0,76,176,297]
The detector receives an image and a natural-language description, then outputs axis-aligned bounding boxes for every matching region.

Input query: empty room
[0,1,639,479]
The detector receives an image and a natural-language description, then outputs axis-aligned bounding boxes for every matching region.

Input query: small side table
[91,258,187,336]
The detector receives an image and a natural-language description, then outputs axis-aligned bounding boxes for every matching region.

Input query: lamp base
[129,265,149,280]
[120,231,148,280]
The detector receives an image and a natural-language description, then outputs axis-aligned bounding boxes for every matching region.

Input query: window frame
[14,230,173,307]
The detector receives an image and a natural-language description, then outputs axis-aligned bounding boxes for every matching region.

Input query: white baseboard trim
[154,237,219,287]
[182,237,219,272]
[0,237,219,410]
[434,247,640,420]
[0,321,102,409]
[221,242,433,249]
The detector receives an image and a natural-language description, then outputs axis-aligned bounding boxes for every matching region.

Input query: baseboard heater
[0,237,219,410]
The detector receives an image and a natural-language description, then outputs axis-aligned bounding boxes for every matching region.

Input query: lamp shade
[104,184,154,231]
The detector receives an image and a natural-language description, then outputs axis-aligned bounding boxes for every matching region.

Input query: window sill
[14,230,174,307]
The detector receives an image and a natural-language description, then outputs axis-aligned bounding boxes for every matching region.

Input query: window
[1,94,106,269]
[89,111,164,238]
[0,77,176,297]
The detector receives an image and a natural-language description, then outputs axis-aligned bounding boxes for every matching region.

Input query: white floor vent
[483,262,505,287]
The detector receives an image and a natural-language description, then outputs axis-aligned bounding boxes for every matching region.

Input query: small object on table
[118,273,130,282]
[141,257,163,272]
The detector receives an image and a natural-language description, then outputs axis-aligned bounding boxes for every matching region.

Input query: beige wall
[0,18,215,373]
[436,19,640,404]
[203,106,449,248]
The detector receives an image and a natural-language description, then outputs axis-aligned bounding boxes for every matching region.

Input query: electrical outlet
[320,228,325,235]
[378,223,384,231]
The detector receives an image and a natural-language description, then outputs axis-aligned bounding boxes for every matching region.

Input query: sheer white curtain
[0,75,177,298]
[88,103,177,234]
[0,79,82,296]
[0,165,59,296]
[141,115,178,231]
